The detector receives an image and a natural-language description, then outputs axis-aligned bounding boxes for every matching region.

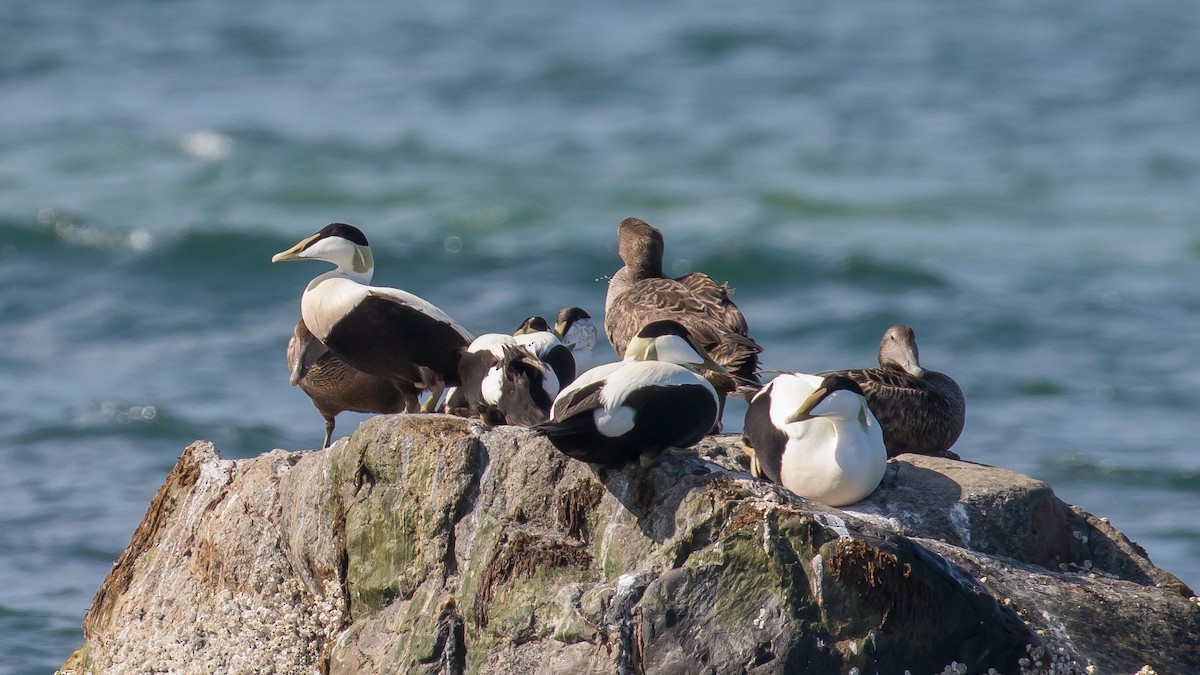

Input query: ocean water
[2,0,1199,671]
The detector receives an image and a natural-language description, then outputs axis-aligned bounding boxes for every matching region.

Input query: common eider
[287,318,415,448]
[272,223,474,411]
[819,324,965,458]
[603,217,762,424]
[552,306,599,373]
[742,373,887,507]
[456,332,560,427]
[514,316,577,388]
[536,320,725,467]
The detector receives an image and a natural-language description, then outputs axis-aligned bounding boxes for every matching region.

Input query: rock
[62,441,347,674]
[846,455,1200,674]
[60,415,1200,675]
[849,455,1187,592]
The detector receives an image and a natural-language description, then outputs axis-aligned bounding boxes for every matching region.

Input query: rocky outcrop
[60,414,1200,674]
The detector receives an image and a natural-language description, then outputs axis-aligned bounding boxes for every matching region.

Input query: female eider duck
[287,318,416,448]
[552,307,599,373]
[742,373,887,507]
[604,217,762,421]
[456,332,560,427]
[514,315,577,388]
[272,223,474,411]
[820,324,965,458]
[536,320,726,467]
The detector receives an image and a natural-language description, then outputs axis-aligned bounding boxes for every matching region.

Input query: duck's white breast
[301,275,369,340]
[779,418,886,507]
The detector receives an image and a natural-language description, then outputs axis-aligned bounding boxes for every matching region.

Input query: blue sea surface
[2,0,1199,671]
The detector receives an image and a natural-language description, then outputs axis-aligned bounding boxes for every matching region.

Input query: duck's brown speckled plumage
[604,217,761,396]
[820,325,965,458]
[287,319,417,448]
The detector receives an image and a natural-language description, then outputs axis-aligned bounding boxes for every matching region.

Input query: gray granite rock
[60,416,1200,675]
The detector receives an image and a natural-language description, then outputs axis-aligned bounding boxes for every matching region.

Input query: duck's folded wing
[675,272,750,335]
[547,379,606,422]
[608,276,760,358]
[606,278,711,349]
[366,287,475,342]
[820,367,921,395]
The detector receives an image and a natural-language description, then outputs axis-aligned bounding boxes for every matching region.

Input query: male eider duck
[603,217,762,422]
[456,332,560,427]
[514,316,577,388]
[820,324,965,458]
[742,373,887,507]
[287,319,415,448]
[272,223,474,411]
[552,306,599,373]
[536,320,725,467]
